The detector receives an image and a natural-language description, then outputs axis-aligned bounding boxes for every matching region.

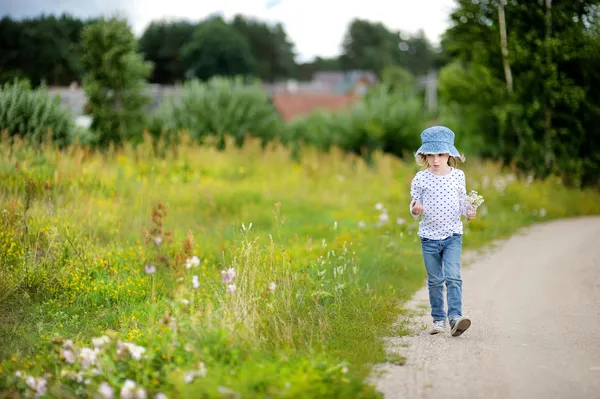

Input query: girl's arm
[458,171,468,217]
[409,174,423,219]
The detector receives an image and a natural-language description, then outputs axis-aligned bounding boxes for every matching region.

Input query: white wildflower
[375,203,384,211]
[337,174,345,182]
[357,220,366,229]
[181,298,190,306]
[98,382,114,399]
[526,174,534,185]
[145,264,156,275]
[185,256,201,269]
[220,268,235,284]
[79,347,99,369]
[154,236,163,247]
[481,175,490,189]
[465,190,485,209]
[15,371,22,378]
[192,275,200,289]
[61,349,76,364]
[155,394,168,399]
[63,339,74,349]
[540,208,547,217]
[25,376,47,397]
[379,213,389,223]
[117,342,146,360]
[513,204,520,212]
[396,217,406,225]
[268,282,276,293]
[341,366,349,374]
[92,335,111,349]
[120,380,137,399]
[226,283,237,294]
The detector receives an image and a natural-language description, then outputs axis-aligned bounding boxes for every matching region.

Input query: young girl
[409,125,476,337]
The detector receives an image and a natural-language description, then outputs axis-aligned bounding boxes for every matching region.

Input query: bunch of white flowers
[465,190,485,209]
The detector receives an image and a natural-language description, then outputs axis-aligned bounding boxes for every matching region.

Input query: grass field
[1,135,599,398]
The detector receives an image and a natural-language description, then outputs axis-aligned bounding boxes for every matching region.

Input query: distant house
[311,70,377,96]
[271,93,355,122]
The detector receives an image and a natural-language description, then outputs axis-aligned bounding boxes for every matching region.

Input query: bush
[150,77,284,150]
[0,80,77,146]
[288,84,427,160]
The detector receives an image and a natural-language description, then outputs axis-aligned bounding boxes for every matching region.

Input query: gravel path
[372,217,600,399]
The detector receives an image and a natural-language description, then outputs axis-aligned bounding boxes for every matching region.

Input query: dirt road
[372,217,600,399]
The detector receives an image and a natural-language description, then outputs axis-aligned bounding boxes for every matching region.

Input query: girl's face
[426,153,450,170]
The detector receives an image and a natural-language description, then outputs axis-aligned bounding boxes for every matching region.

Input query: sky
[1,0,458,61]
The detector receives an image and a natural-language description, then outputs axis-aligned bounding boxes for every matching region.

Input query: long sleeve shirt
[409,167,468,240]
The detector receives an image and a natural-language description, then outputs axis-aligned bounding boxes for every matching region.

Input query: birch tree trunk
[498,1,513,94]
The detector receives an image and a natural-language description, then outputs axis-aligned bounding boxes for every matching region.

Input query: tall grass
[0,133,598,398]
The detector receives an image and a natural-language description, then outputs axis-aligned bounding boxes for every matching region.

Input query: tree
[0,14,88,86]
[231,15,297,82]
[340,19,402,74]
[139,20,196,84]
[181,17,257,81]
[441,0,600,186]
[80,17,152,146]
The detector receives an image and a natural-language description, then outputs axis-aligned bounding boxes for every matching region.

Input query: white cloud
[130,0,458,61]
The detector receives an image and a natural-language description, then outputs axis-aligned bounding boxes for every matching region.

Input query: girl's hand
[467,206,477,220]
[411,201,424,215]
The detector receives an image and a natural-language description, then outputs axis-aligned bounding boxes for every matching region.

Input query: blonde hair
[414,153,466,169]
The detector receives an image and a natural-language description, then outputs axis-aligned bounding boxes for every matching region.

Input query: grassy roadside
[1,135,599,398]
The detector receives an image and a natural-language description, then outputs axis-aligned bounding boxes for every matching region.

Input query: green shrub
[288,84,427,160]
[150,77,284,149]
[0,80,76,146]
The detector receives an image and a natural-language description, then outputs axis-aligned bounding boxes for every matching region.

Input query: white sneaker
[450,316,471,337]
[430,320,446,335]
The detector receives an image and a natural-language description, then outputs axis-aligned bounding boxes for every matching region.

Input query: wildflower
[181,299,190,306]
[513,204,520,212]
[396,217,406,225]
[184,362,208,384]
[192,275,200,289]
[155,394,168,399]
[98,382,114,399]
[540,208,547,217]
[120,380,146,399]
[357,221,366,229]
[61,349,76,364]
[154,236,163,247]
[185,256,200,269]
[63,339,74,349]
[526,174,534,185]
[268,282,276,293]
[379,213,389,223]
[375,203,384,211]
[145,264,156,275]
[25,376,47,398]
[226,283,237,294]
[80,347,99,369]
[92,335,111,349]
[341,366,349,374]
[15,371,22,378]
[465,190,485,209]
[220,268,235,284]
[117,342,146,360]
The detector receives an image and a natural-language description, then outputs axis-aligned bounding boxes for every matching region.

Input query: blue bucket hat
[416,126,460,157]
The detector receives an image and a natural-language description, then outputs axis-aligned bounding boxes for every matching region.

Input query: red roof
[272,93,356,122]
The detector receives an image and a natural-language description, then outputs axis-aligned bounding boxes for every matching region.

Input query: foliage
[139,20,197,84]
[150,77,284,149]
[0,135,599,397]
[181,17,257,81]
[0,15,89,86]
[231,15,297,82]
[288,84,427,159]
[80,17,152,147]
[440,0,600,187]
[0,80,85,146]
[340,19,436,76]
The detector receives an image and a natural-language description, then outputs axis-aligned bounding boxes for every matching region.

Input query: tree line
[0,13,438,86]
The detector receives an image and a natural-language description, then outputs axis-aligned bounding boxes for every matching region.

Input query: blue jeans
[420,233,463,322]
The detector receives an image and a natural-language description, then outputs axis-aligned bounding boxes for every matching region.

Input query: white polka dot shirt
[409,167,468,240]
